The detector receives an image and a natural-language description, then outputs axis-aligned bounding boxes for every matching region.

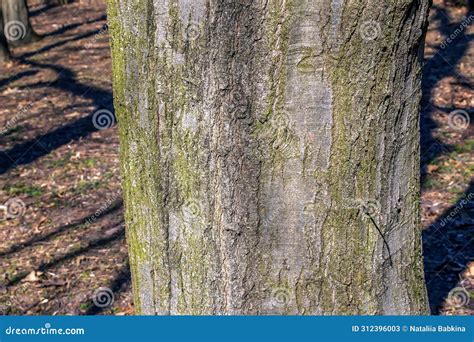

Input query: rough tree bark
[108,0,431,315]
[2,0,40,46]
[0,1,10,62]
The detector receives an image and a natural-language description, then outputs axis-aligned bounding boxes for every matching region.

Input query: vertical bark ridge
[323,0,430,314]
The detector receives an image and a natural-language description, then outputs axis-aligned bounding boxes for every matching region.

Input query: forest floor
[0,0,472,315]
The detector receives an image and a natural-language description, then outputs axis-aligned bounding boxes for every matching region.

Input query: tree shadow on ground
[423,181,474,313]
[0,199,122,258]
[0,70,39,88]
[421,3,474,313]
[0,196,125,315]
[29,4,57,17]
[18,25,108,60]
[0,2,125,316]
[0,59,114,174]
[420,3,473,179]
[4,221,125,287]
[43,15,107,38]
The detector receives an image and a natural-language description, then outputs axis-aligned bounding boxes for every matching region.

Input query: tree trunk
[2,0,40,46]
[108,0,431,315]
[0,1,10,62]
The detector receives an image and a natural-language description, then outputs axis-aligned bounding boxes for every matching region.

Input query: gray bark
[108,0,431,315]
[2,0,40,46]
[0,1,10,62]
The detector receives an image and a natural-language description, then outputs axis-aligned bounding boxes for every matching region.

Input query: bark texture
[2,0,39,46]
[108,0,431,315]
[0,1,10,62]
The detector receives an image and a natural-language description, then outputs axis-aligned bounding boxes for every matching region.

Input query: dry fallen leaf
[427,164,439,173]
[464,263,474,277]
[24,271,43,283]
[33,217,48,233]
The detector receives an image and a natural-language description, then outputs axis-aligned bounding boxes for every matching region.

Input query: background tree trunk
[108,0,431,315]
[0,0,10,62]
[2,0,40,46]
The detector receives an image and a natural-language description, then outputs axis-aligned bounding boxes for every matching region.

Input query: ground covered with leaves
[0,0,472,315]
[0,0,129,315]
[421,0,474,314]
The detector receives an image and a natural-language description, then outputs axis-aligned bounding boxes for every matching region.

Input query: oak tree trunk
[108,0,431,315]
[0,1,10,62]
[2,0,39,46]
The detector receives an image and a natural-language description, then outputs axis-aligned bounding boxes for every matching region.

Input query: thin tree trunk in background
[2,0,40,46]
[108,0,431,315]
[0,1,10,62]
